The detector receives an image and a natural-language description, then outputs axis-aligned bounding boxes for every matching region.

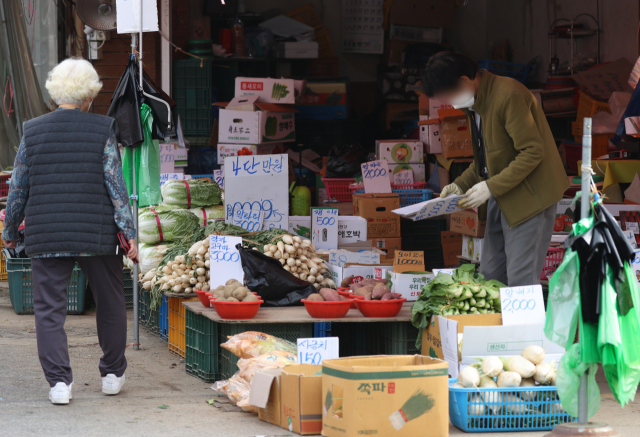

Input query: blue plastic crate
[159,295,169,341]
[477,60,532,84]
[314,322,331,337]
[189,174,213,179]
[354,189,432,207]
[449,379,575,432]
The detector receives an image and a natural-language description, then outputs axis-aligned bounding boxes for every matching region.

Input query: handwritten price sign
[214,169,224,190]
[297,338,339,364]
[393,251,425,273]
[361,160,392,194]
[413,195,466,221]
[209,235,243,289]
[393,169,414,186]
[499,284,545,326]
[160,173,183,187]
[311,207,339,250]
[232,206,264,232]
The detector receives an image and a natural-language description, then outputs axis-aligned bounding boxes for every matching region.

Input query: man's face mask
[449,89,475,109]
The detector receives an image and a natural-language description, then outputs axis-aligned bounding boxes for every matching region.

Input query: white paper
[499,285,546,326]
[159,143,175,173]
[224,155,288,231]
[209,235,244,289]
[393,169,414,185]
[433,268,455,276]
[342,0,384,54]
[438,316,460,379]
[361,160,391,194]
[160,172,183,186]
[392,195,466,220]
[259,15,314,38]
[232,206,264,233]
[329,250,380,267]
[214,169,224,190]
[116,0,159,33]
[297,338,339,364]
[311,208,339,250]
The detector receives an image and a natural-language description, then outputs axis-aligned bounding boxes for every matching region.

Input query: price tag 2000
[499,284,546,326]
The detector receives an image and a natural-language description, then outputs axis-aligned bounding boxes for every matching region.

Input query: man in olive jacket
[422,52,569,286]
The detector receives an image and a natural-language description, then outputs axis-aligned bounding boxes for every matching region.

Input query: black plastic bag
[236,244,314,306]
[326,144,368,178]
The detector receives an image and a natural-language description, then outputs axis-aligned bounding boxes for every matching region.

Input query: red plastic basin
[194,289,211,308]
[337,287,351,293]
[302,299,353,319]
[211,299,263,320]
[354,298,407,318]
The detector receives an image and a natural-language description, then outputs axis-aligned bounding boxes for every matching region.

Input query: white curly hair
[45,58,103,106]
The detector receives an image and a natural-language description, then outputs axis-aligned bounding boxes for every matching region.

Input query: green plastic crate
[123,269,133,309]
[218,322,314,380]
[185,308,219,382]
[379,322,421,355]
[174,59,213,136]
[138,288,159,335]
[6,253,86,315]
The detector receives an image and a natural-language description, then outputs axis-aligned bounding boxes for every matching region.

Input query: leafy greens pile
[410,264,506,348]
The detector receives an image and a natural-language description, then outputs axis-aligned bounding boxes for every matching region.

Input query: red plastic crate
[322,178,356,202]
[0,174,10,197]
[541,247,565,280]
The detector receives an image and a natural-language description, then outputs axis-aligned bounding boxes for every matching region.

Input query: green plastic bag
[122,104,162,208]
[556,343,600,419]
[544,248,580,350]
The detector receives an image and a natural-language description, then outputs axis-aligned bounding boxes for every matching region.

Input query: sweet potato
[319,288,341,302]
[381,293,394,300]
[372,283,391,300]
[391,293,402,299]
[354,286,373,297]
[340,275,354,287]
[364,293,372,300]
[307,293,325,302]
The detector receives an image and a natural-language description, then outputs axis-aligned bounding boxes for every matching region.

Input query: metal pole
[131,33,140,351]
[577,117,592,424]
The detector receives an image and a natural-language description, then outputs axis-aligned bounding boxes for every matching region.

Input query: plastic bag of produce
[236,244,315,306]
[189,205,225,227]
[221,331,297,359]
[162,179,222,208]
[138,205,199,244]
[213,373,254,411]
[237,350,297,382]
[556,343,600,419]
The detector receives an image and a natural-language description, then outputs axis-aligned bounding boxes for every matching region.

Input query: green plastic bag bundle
[122,103,162,208]
[556,343,600,419]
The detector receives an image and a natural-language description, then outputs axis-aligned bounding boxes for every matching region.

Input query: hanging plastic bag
[236,244,315,306]
[556,343,600,419]
[326,144,368,178]
[544,248,581,350]
[122,104,162,207]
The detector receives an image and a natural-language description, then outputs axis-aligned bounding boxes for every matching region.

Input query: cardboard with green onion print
[321,355,448,437]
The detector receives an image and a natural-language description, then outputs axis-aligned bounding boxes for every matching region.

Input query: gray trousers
[32,255,127,387]
[479,196,556,287]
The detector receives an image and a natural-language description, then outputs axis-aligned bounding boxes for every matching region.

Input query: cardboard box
[462,235,483,262]
[321,356,449,437]
[368,237,401,257]
[326,263,393,287]
[441,231,462,266]
[276,42,319,59]
[376,140,424,164]
[295,81,348,119]
[384,102,416,129]
[353,193,401,238]
[281,364,323,435]
[386,163,426,183]
[250,368,282,427]
[385,270,434,301]
[217,143,285,162]
[419,115,429,147]
[422,108,473,159]
[218,96,296,144]
[421,314,502,360]
[450,210,486,237]
[235,77,304,104]
[288,216,367,245]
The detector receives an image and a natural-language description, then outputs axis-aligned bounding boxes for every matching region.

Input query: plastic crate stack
[138,288,160,335]
[168,296,199,357]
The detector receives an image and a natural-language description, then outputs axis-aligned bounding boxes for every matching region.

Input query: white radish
[497,371,522,387]
[287,258,296,267]
[173,284,182,293]
[195,282,203,289]
[284,244,296,254]
[521,345,545,365]
[277,241,285,253]
[189,277,197,285]
[196,260,205,267]
[300,272,308,280]
[269,245,277,253]
[196,267,206,276]
[307,275,316,284]
[205,260,210,268]
[264,251,273,258]
[481,356,504,377]
[263,245,271,252]
[197,276,206,283]
[468,404,486,416]
[280,258,286,266]
[533,362,556,385]
[284,265,291,272]
[197,246,207,255]
[501,356,536,379]
[458,366,480,388]
[310,267,318,276]
[519,378,537,401]
[274,250,283,259]
[282,235,293,245]
[184,287,192,293]
[283,253,290,260]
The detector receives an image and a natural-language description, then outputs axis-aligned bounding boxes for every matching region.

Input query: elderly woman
[1,58,137,404]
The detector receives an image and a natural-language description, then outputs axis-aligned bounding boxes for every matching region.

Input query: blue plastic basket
[159,295,169,341]
[477,60,532,84]
[314,322,331,337]
[449,379,575,432]
[189,174,213,179]
[353,189,432,207]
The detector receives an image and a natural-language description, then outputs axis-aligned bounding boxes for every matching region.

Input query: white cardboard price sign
[224,154,288,231]
[160,173,183,186]
[159,144,175,173]
[392,194,467,221]
[311,207,339,250]
[393,169,414,185]
[499,285,546,326]
[329,250,380,267]
[361,160,391,193]
[232,207,264,232]
[209,235,244,289]
[214,169,224,190]
[297,338,339,364]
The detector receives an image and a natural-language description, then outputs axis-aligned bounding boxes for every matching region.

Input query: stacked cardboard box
[445,209,485,265]
[353,193,402,257]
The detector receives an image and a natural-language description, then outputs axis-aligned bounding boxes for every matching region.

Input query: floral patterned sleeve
[104,130,136,240]
[2,139,29,242]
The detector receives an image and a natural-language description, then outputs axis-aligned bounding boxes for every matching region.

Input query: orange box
[441,231,462,267]
[280,364,323,435]
[368,237,401,257]
[420,108,473,159]
[353,193,401,238]
[450,209,486,237]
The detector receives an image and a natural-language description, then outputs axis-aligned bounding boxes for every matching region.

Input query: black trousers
[31,255,127,387]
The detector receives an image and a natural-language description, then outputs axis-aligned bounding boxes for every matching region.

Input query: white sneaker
[49,382,73,405]
[102,374,125,395]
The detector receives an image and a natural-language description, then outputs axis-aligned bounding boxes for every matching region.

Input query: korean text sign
[311,207,339,250]
[499,284,546,326]
[361,160,391,194]
[209,235,243,289]
[297,338,339,364]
